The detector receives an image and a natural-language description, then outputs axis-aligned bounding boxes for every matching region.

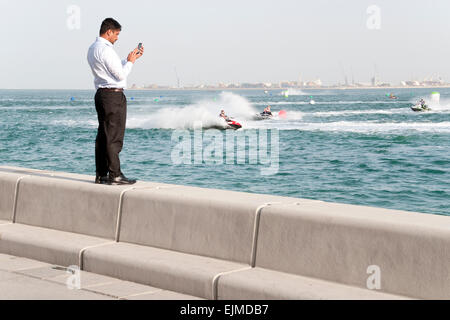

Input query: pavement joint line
[6,264,122,300]
[81,281,121,289]
[49,267,184,298]
[118,288,165,299]
[0,222,13,227]
[0,253,55,272]
[43,271,124,299]
[11,268,62,281]
[45,273,119,288]
[5,261,202,300]
[0,269,23,280]
[0,258,53,272]
[80,287,122,299]
[6,264,51,272]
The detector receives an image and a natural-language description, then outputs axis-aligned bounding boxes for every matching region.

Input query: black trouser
[94,89,127,178]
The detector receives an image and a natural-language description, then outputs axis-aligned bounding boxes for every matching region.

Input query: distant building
[355,82,371,87]
[241,83,265,88]
[404,81,421,86]
[305,79,322,87]
[422,78,444,86]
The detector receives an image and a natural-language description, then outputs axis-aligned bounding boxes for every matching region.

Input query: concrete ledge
[120,186,297,264]
[83,242,248,299]
[15,175,137,239]
[0,170,28,221]
[217,267,409,300]
[0,165,449,299]
[0,253,202,300]
[0,223,112,267]
[0,166,173,239]
[256,202,450,299]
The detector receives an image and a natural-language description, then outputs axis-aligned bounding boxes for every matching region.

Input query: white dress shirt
[87,37,133,90]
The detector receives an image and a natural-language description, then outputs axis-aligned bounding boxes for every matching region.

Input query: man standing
[87,18,144,185]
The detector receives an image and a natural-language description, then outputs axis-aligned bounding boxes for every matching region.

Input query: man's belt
[98,88,124,92]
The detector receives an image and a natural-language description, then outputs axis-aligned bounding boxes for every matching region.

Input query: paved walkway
[0,253,202,300]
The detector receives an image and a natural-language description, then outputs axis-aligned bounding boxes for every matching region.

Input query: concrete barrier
[0,165,448,299]
[83,186,297,298]
[119,186,297,262]
[0,175,15,222]
[0,167,168,266]
[217,268,407,300]
[0,170,30,223]
[249,202,450,299]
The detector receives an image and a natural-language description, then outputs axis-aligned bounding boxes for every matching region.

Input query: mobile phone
[138,43,143,54]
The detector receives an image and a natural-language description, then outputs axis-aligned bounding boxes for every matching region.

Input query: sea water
[0,88,449,216]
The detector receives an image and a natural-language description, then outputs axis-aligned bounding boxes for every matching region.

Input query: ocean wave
[280,89,306,96]
[1,105,94,110]
[309,108,409,116]
[255,100,404,105]
[50,119,97,127]
[244,121,450,133]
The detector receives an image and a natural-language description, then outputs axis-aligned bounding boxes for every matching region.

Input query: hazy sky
[1,0,450,89]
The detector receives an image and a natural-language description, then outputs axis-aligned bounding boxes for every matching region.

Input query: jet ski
[253,112,273,120]
[411,104,431,112]
[224,118,242,129]
[386,93,398,99]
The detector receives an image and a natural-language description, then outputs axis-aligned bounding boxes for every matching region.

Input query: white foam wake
[126,92,259,129]
[246,121,450,133]
[280,89,305,96]
[258,100,403,105]
[310,108,408,116]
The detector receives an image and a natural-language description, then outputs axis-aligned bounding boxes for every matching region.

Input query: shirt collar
[97,36,113,47]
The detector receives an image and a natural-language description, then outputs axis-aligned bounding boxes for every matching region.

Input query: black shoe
[95,175,109,184]
[108,173,136,185]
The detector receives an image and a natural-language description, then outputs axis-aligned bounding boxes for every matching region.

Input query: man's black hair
[99,18,122,35]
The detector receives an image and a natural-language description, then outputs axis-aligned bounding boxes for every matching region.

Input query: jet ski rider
[419,99,426,107]
[262,105,272,115]
[219,109,230,121]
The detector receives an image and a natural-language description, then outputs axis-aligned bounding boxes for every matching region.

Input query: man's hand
[127,45,144,63]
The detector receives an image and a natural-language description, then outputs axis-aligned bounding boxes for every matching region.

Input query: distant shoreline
[2,85,450,91]
[127,85,450,91]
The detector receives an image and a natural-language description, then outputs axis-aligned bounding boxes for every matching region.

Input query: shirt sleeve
[102,47,133,82]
